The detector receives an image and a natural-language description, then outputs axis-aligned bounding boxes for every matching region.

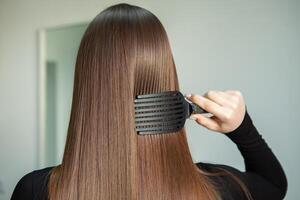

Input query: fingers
[190,114,221,132]
[187,94,228,122]
[224,90,245,109]
[224,90,243,102]
[203,90,232,107]
[185,90,246,133]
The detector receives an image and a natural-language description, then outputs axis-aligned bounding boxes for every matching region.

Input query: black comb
[134,90,208,135]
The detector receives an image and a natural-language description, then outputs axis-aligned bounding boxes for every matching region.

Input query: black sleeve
[11,172,33,200]
[223,109,288,199]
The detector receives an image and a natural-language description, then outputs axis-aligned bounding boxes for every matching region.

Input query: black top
[11,110,288,200]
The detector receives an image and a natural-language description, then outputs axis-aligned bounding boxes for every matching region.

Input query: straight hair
[48,3,251,200]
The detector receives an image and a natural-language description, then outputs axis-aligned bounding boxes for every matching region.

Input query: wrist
[225,109,253,140]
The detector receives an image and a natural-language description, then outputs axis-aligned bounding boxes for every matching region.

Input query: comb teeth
[134,90,189,135]
[136,121,185,134]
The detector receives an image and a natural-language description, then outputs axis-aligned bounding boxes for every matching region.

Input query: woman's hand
[185,90,246,134]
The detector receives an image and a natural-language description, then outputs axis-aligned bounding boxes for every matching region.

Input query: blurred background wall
[45,24,88,166]
[0,0,299,199]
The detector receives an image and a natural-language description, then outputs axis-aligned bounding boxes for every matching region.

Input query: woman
[11,3,287,200]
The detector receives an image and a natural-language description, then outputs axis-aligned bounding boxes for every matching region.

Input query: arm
[186,90,288,199]
[224,110,288,199]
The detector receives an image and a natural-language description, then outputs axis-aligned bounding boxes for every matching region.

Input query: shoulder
[195,162,286,200]
[11,166,55,200]
[196,162,252,199]
[195,162,246,179]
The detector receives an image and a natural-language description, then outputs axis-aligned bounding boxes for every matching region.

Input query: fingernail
[184,93,192,98]
[189,115,197,120]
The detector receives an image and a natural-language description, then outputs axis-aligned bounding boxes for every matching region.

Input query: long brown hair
[48,3,250,199]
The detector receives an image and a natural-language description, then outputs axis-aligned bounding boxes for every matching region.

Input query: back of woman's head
[48,3,220,200]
